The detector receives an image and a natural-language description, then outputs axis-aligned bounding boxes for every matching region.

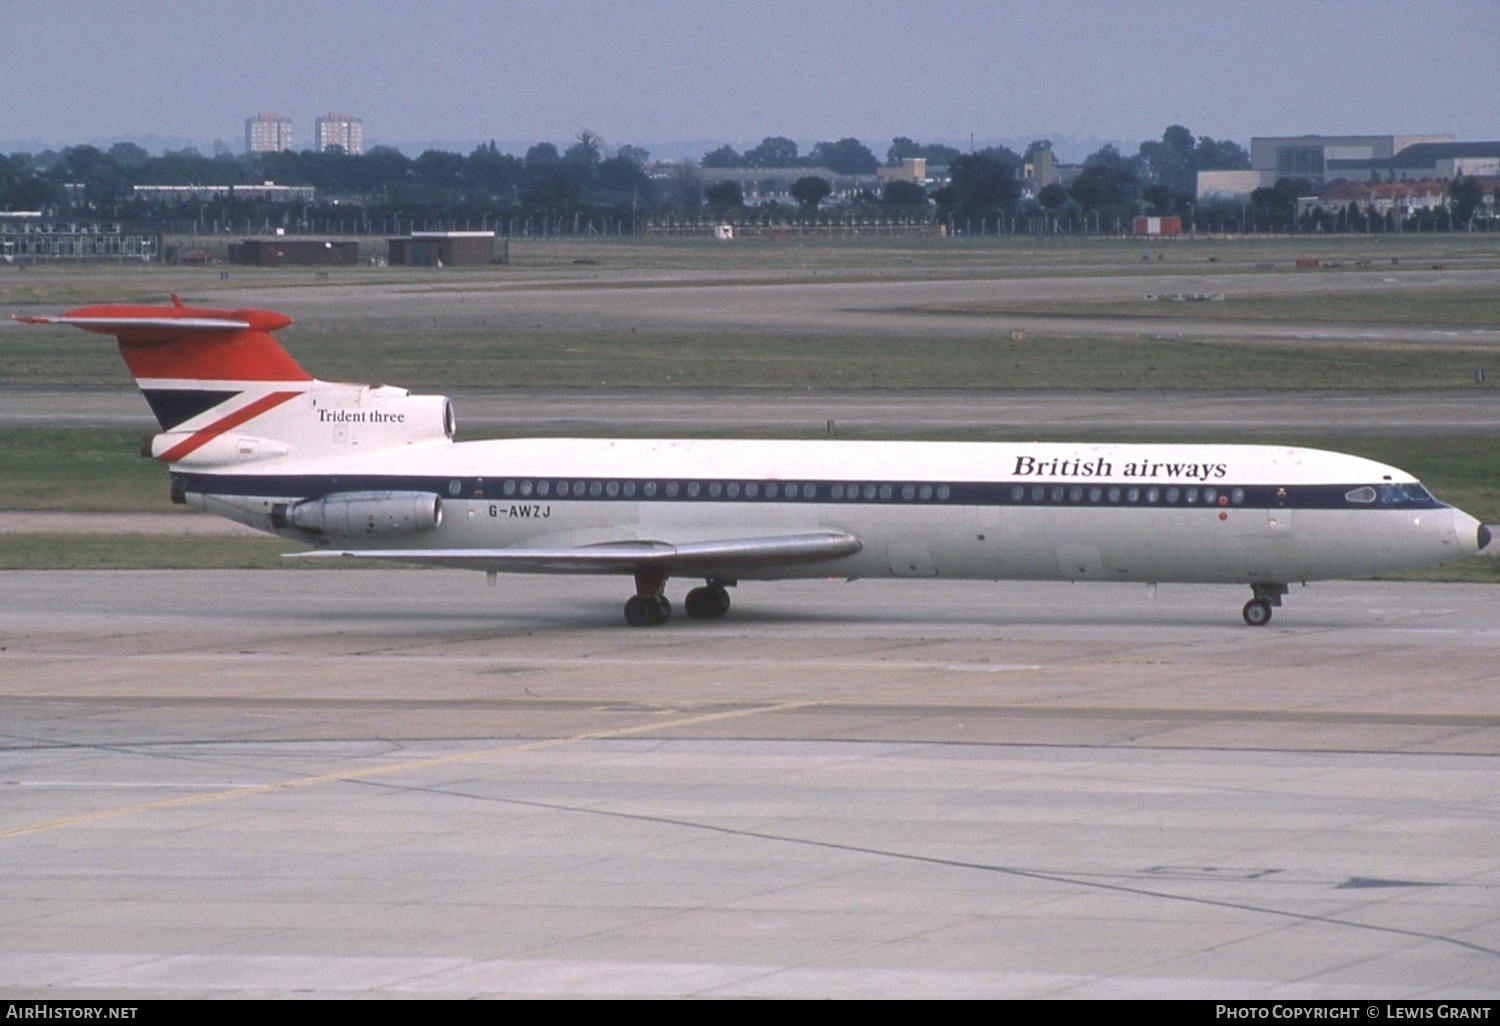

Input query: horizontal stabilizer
[286,531,863,575]
[14,315,253,335]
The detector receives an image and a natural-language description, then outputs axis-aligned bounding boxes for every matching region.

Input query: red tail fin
[15,296,310,430]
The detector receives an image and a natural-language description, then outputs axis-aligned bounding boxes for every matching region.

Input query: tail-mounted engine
[274,491,443,540]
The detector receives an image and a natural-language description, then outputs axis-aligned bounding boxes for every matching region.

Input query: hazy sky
[6,0,1498,159]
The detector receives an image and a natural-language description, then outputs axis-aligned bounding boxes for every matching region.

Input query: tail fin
[17,296,453,468]
[16,294,310,429]
[16,295,313,462]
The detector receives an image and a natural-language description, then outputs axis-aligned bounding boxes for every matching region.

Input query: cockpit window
[1345,487,1377,504]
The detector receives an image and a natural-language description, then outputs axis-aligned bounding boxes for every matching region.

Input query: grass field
[6,322,1498,392]
[6,235,1498,391]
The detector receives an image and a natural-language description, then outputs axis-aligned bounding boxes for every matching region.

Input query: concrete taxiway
[3,571,1499,997]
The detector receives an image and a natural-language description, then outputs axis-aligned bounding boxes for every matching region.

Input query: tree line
[0,124,1336,236]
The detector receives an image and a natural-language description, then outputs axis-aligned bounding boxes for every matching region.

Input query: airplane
[16,296,1490,627]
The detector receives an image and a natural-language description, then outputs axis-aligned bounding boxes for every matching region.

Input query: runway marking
[0,699,815,841]
[7,696,1497,728]
[2,653,1050,671]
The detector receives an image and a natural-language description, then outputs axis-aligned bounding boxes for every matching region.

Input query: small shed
[229,239,359,266]
[387,231,497,267]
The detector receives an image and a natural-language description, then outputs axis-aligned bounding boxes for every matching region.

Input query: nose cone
[1453,508,1486,556]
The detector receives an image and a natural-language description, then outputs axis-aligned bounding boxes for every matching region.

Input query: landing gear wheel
[1242,598,1273,627]
[625,594,670,627]
[684,584,732,620]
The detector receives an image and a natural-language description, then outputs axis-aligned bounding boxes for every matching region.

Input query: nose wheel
[1242,583,1287,627]
[1242,598,1272,626]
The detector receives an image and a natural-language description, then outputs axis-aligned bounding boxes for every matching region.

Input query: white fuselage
[181,435,1482,586]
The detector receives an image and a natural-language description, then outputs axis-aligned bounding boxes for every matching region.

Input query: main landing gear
[1242,583,1288,627]
[623,572,732,627]
[684,582,732,620]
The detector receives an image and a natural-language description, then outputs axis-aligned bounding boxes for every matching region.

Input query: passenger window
[666,482,679,497]
[643,482,657,497]
[937,485,950,501]
[520,480,534,497]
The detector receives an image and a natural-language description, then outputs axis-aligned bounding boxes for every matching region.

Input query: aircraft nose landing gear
[1242,582,1288,626]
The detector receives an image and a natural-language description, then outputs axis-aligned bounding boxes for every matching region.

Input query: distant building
[245,113,294,154]
[876,157,927,184]
[229,238,359,267]
[692,166,873,204]
[1251,135,1453,185]
[315,113,364,155]
[1388,142,1500,180]
[132,182,316,204]
[1,217,158,263]
[387,231,497,267]
[1195,170,1262,201]
[1303,178,1494,219]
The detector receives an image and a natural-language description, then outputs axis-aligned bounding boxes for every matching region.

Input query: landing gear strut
[1242,583,1288,627]
[624,569,671,627]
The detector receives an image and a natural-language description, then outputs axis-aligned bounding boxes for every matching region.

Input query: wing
[286,531,863,576]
